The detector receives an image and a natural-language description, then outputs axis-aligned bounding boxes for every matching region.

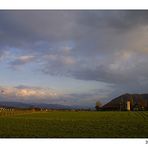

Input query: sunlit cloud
[10,55,35,69]
[0,85,58,98]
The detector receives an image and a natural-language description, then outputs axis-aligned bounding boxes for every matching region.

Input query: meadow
[0,110,147,138]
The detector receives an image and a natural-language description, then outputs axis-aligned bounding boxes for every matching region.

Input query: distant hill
[102,93,148,111]
[0,101,88,110]
[0,101,31,108]
[0,101,72,109]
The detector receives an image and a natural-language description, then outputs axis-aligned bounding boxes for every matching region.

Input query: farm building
[102,93,148,111]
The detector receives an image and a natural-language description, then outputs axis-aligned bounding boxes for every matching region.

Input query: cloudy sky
[0,10,148,107]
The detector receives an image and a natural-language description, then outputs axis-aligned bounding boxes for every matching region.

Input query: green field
[0,111,148,138]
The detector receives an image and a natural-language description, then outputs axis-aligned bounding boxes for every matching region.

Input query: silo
[127,101,130,111]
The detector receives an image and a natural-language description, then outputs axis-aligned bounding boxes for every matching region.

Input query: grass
[0,111,147,138]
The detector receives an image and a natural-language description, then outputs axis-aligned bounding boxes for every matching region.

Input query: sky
[0,10,148,107]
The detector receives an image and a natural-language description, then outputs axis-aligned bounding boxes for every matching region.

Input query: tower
[127,101,130,111]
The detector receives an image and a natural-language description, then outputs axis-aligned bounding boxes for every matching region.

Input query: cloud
[1,11,148,104]
[9,55,35,69]
[0,11,148,48]
[11,55,35,65]
[0,85,110,106]
[0,49,10,61]
[0,85,59,103]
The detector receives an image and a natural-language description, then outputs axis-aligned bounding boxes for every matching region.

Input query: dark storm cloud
[116,11,148,29]
[0,11,80,47]
[0,10,147,53]
[1,10,148,97]
[0,11,147,47]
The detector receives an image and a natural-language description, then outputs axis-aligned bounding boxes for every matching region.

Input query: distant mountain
[0,101,31,108]
[31,103,72,109]
[0,101,87,110]
[102,93,148,110]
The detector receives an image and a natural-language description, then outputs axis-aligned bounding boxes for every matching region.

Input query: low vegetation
[0,110,147,138]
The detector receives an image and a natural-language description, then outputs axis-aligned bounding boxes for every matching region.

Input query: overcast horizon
[0,10,148,107]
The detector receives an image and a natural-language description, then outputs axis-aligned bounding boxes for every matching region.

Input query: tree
[130,96,134,110]
[95,101,102,111]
